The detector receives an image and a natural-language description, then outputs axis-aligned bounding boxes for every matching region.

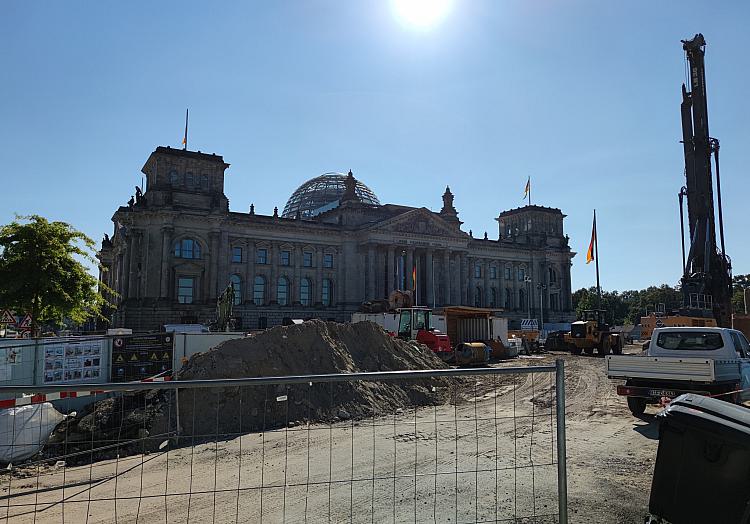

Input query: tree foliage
[0,215,115,334]
[572,284,685,326]
[733,274,750,314]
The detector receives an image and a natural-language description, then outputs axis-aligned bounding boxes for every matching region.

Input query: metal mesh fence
[0,364,567,523]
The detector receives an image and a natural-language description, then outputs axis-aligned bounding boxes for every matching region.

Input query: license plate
[649,389,677,398]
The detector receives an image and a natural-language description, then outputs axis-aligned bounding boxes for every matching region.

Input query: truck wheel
[584,347,594,356]
[627,397,647,417]
[570,347,582,355]
[599,343,611,357]
[612,338,623,355]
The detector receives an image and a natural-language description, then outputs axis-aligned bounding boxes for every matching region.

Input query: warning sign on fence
[521,319,539,331]
[111,333,173,382]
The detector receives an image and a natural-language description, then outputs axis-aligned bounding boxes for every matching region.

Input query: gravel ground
[0,346,658,523]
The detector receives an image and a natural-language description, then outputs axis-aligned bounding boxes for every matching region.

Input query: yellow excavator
[564,309,623,356]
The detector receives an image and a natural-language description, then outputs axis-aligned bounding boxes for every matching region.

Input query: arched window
[300,278,312,306]
[253,276,265,305]
[322,279,333,306]
[474,287,483,308]
[519,289,526,312]
[277,277,289,306]
[174,239,201,259]
[229,275,242,305]
[490,287,497,308]
[505,288,513,309]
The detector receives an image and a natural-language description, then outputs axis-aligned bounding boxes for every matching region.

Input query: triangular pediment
[366,208,466,238]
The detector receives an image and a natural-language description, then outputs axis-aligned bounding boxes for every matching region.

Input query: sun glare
[391,0,453,29]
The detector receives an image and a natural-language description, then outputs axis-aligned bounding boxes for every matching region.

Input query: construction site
[1,24,750,524]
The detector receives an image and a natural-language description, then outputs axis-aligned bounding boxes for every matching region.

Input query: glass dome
[282,172,380,219]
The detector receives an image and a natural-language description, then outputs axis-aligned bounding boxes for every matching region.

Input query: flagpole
[183,108,189,150]
[594,209,601,311]
[528,177,531,206]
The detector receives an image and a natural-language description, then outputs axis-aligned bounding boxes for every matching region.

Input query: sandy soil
[0,347,658,523]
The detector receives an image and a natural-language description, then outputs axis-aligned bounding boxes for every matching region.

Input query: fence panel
[0,363,567,523]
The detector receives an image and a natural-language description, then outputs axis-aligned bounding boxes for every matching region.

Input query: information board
[111,333,173,382]
[43,339,104,383]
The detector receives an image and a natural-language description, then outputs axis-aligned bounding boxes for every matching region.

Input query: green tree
[0,215,115,335]
[732,274,750,314]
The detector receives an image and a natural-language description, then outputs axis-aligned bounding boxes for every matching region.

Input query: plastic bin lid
[659,394,750,439]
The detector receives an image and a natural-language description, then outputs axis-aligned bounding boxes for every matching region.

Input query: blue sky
[1,1,748,292]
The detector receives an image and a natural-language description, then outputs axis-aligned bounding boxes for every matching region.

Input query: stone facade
[98,146,576,331]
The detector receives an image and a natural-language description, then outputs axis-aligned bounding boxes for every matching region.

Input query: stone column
[367,245,376,300]
[460,253,469,305]
[293,245,302,304]
[442,250,451,306]
[159,226,173,299]
[405,248,414,293]
[426,249,434,307]
[128,230,141,300]
[453,253,461,305]
[484,259,491,308]
[122,236,132,300]
[245,239,255,304]
[386,246,395,296]
[208,231,220,300]
[269,242,278,303]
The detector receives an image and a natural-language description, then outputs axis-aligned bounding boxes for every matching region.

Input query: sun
[391,0,453,29]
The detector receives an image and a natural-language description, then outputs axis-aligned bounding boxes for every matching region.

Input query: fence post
[555,358,569,524]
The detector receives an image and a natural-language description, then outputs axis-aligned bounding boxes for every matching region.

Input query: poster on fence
[111,333,173,382]
[43,339,104,383]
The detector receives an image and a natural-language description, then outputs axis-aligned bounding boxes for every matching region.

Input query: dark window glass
[253,276,265,305]
[174,239,201,259]
[169,170,180,186]
[300,278,311,306]
[177,277,194,304]
[229,275,242,305]
[656,331,724,351]
[303,252,313,267]
[504,266,511,280]
[280,250,291,266]
[232,246,242,263]
[277,277,289,305]
[186,172,194,188]
[474,264,481,279]
[322,279,332,306]
[256,248,268,264]
[324,253,334,268]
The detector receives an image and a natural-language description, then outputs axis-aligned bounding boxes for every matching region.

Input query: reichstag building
[99,146,576,331]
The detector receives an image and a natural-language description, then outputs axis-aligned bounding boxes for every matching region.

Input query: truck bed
[606,355,742,383]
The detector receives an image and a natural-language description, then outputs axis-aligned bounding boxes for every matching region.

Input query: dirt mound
[176,320,452,436]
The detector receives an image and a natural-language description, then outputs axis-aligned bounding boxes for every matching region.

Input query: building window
[280,250,291,266]
[300,278,312,306]
[174,239,201,259]
[232,246,243,263]
[474,264,482,279]
[549,267,557,283]
[201,174,209,190]
[258,316,267,329]
[303,252,313,267]
[253,276,265,305]
[322,279,333,306]
[186,172,194,188]
[230,275,242,305]
[505,288,512,309]
[177,277,195,304]
[490,287,497,308]
[550,293,559,312]
[323,253,334,268]
[490,266,497,279]
[277,277,289,306]
[169,170,180,186]
[518,267,526,282]
[474,287,483,308]
[256,248,268,264]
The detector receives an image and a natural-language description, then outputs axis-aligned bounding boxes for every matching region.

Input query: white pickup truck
[606,327,750,416]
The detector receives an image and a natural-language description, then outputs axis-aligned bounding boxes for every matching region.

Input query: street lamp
[537,283,547,329]
[523,276,532,320]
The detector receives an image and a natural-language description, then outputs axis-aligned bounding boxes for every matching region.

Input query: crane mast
[679,33,732,327]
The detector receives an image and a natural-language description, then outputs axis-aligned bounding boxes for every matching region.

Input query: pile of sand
[175,319,452,436]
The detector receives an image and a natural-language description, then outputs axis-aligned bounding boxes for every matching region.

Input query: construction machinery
[673,34,733,327]
[564,309,623,356]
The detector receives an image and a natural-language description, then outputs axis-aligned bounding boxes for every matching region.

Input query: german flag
[586,210,597,264]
